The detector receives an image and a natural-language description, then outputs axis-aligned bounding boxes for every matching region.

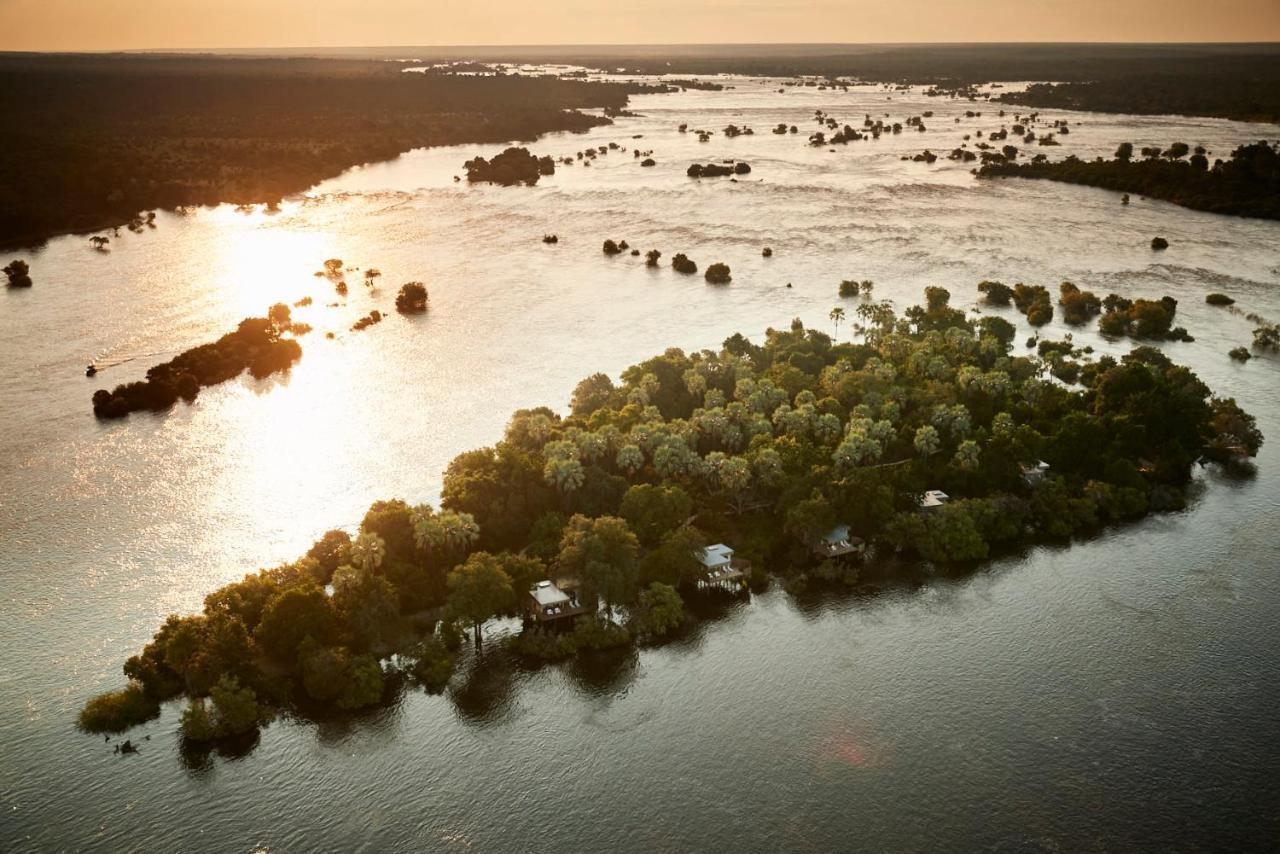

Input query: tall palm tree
[829,306,846,340]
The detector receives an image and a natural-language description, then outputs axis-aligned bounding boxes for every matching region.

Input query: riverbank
[0,54,654,249]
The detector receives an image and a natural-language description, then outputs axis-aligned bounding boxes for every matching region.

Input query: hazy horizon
[3,0,1279,52]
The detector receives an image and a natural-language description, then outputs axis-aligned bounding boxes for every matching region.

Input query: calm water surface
[2,78,1280,852]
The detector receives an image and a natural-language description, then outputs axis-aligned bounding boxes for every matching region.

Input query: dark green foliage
[255,588,337,663]
[306,530,352,583]
[299,644,384,709]
[1206,293,1235,306]
[977,280,1013,306]
[3,259,32,287]
[620,484,693,547]
[91,314,302,418]
[980,142,1280,221]
[83,286,1263,743]
[1059,282,1102,326]
[1099,294,1187,341]
[672,253,698,274]
[1229,347,1251,362]
[180,675,267,741]
[628,583,685,638]
[705,263,732,284]
[410,637,456,693]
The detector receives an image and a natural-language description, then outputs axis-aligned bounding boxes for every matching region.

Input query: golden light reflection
[208,206,335,322]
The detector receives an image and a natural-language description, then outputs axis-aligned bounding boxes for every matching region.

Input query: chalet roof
[530,580,571,607]
[920,489,950,508]
[698,544,734,567]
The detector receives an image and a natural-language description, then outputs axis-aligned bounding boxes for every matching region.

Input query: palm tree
[829,306,846,340]
[350,532,386,573]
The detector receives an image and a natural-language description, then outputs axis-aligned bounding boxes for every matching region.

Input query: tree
[619,483,693,547]
[395,282,429,313]
[829,306,846,339]
[305,530,351,583]
[3,259,33,288]
[557,515,640,615]
[254,587,336,663]
[914,425,941,458]
[447,552,515,646]
[413,508,480,553]
[267,302,292,330]
[181,674,265,741]
[331,566,400,651]
[977,280,1013,306]
[349,531,386,572]
[705,263,732,284]
[628,583,684,638]
[571,373,615,415]
[953,439,981,471]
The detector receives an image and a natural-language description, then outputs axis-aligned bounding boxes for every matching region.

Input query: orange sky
[2,0,1279,51]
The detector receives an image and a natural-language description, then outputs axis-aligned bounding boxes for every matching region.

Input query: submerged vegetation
[3,259,32,288]
[81,288,1261,745]
[91,308,303,418]
[463,146,555,186]
[979,141,1280,221]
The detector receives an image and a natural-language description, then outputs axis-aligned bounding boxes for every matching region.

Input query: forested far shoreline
[978,141,1280,221]
[0,54,656,249]
[78,287,1261,749]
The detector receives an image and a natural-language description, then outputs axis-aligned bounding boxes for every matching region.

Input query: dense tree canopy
[82,286,1261,745]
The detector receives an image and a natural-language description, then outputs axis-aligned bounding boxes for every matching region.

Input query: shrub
[839,279,860,298]
[705,263,731,284]
[977,280,1013,305]
[463,146,550,185]
[1151,237,1169,250]
[603,239,622,255]
[3,259,33,288]
[77,683,160,733]
[410,637,456,693]
[1206,293,1235,306]
[395,282,429,314]
[672,253,697,274]
[1229,347,1251,362]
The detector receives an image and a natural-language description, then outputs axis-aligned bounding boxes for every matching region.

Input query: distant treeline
[382,43,1280,122]
[0,55,649,248]
[978,141,1280,221]
[997,74,1280,124]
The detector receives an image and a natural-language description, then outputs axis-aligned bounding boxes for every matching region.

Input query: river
[2,76,1279,852]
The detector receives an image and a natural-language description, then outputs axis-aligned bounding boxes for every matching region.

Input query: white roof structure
[919,489,950,508]
[697,544,734,568]
[530,580,571,607]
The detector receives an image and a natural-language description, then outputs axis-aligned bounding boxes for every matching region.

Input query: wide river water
[2,77,1280,852]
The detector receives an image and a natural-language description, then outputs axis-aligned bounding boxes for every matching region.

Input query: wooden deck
[531,602,588,623]
[700,557,751,588]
